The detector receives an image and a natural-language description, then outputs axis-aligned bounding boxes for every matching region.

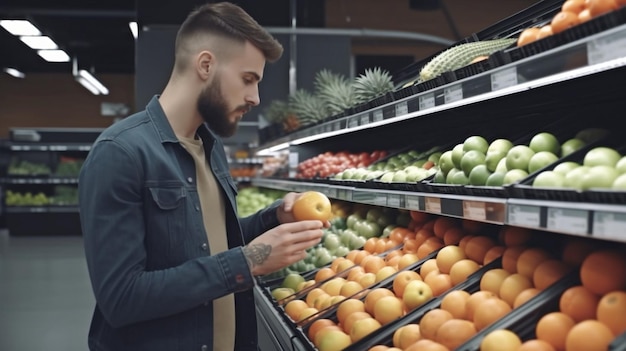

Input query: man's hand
[243,220,324,276]
[276,192,331,227]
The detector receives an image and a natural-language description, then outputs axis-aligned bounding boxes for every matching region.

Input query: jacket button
[201,243,208,251]
[187,177,193,183]
[201,345,208,351]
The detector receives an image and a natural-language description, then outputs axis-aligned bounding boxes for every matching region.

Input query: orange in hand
[292,191,332,222]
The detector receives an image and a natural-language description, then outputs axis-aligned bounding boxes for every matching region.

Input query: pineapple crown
[352,67,394,105]
[262,100,291,123]
[314,69,355,115]
[288,89,328,126]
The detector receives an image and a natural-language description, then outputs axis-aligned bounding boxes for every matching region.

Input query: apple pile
[236,187,287,217]
[432,128,608,187]
[296,150,387,179]
[532,145,626,190]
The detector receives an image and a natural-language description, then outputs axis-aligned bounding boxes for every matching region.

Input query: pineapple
[352,67,394,105]
[313,69,354,116]
[288,89,327,127]
[263,100,300,132]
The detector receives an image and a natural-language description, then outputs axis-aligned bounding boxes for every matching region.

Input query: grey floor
[0,230,94,351]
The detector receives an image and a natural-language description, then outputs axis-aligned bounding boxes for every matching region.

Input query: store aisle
[0,230,94,351]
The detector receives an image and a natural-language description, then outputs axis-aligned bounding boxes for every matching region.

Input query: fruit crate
[611,331,626,351]
[510,137,626,204]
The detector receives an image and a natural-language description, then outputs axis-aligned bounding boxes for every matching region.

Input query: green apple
[561,138,586,157]
[405,167,428,182]
[446,168,461,184]
[488,138,514,154]
[580,165,619,190]
[451,144,465,169]
[486,172,506,186]
[346,214,361,229]
[575,128,609,143]
[460,150,486,176]
[392,170,408,182]
[354,168,369,180]
[314,248,333,267]
[438,151,455,175]
[377,212,394,228]
[271,287,295,301]
[380,171,395,183]
[433,170,446,183]
[281,273,305,291]
[381,224,397,238]
[358,221,382,239]
[485,150,508,172]
[450,171,470,185]
[612,174,626,190]
[334,245,350,257]
[503,169,529,185]
[402,280,434,310]
[583,147,621,167]
[616,156,626,174]
[528,151,559,174]
[563,166,590,190]
[469,164,492,186]
[463,135,489,154]
[532,171,565,187]
[342,169,355,180]
[428,152,442,164]
[340,229,358,246]
[366,208,383,222]
[495,158,508,173]
[323,233,341,252]
[506,145,535,172]
[349,235,366,250]
[529,132,560,155]
[364,170,385,181]
[553,161,580,176]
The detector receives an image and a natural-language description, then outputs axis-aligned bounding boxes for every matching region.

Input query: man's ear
[196,50,214,80]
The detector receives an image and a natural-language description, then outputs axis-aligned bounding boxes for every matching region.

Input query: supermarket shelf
[255,20,626,153]
[227,157,264,165]
[9,143,92,152]
[252,178,626,243]
[5,206,79,213]
[1,177,79,184]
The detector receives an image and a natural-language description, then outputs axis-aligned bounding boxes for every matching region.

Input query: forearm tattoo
[243,243,272,267]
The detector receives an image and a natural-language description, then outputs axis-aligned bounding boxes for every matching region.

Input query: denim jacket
[78,95,280,351]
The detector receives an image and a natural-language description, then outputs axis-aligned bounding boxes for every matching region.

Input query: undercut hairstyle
[174,2,283,73]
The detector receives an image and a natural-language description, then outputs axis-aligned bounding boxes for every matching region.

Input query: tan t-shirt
[179,136,235,351]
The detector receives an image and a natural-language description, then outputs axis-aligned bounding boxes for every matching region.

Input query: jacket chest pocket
[146,185,188,260]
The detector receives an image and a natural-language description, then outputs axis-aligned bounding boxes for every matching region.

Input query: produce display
[7,159,51,176]
[296,150,388,179]
[4,186,79,206]
[235,187,286,217]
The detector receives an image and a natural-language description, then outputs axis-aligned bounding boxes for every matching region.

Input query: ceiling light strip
[78,70,109,95]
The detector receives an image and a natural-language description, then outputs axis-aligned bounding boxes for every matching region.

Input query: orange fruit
[336,298,366,325]
[346,249,360,263]
[436,245,467,274]
[336,258,356,273]
[321,277,346,296]
[473,298,512,331]
[535,311,575,351]
[410,210,431,223]
[578,8,592,22]
[419,308,454,340]
[580,249,626,295]
[317,329,352,351]
[354,250,371,265]
[374,266,398,283]
[550,11,580,34]
[414,228,435,246]
[499,273,533,307]
[513,288,540,308]
[480,268,511,297]
[561,238,596,266]
[440,289,471,319]
[297,307,319,322]
[518,339,556,351]
[398,253,420,270]
[466,291,496,323]
[537,25,554,40]
[461,219,486,234]
[458,234,476,252]
[480,329,522,351]
[308,318,337,341]
[464,236,497,263]
[424,272,454,297]
[404,339,449,351]
[385,239,400,252]
[420,258,439,279]
[597,290,626,336]
[350,317,382,343]
[364,288,395,315]
[347,266,366,282]
[385,249,403,263]
[502,246,526,273]
[402,239,420,254]
[586,0,619,17]
[562,0,586,13]
[315,267,336,283]
[284,299,308,321]
[313,294,333,310]
[433,216,459,238]
[517,27,541,47]
[373,295,404,325]
[374,239,388,254]
[364,238,379,254]
[292,191,332,222]
[363,255,386,274]
[393,270,422,298]
[340,280,365,297]
[313,325,344,348]
[435,318,477,350]
[341,311,371,334]
[499,226,533,246]
[306,288,329,307]
[559,285,600,322]
[417,238,445,258]
[517,248,552,279]
[533,259,572,290]
[393,323,422,349]
[565,320,615,351]
[331,257,347,272]
[359,272,377,288]
[443,227,465,245]
[483,245,505,265]
[449,259,481,286]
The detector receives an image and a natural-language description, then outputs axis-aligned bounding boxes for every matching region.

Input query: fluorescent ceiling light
[3,67,25,78]
[78,69,109,95]
[129,22,138,39]
[0,20,41,36]
[75,76,101,95]
[256,142,289,156]
[20,36,58,50]
[37,49,70,62]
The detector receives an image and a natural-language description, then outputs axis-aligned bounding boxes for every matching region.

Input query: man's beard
[197,77,246,138]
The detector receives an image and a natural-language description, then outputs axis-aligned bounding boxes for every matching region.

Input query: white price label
[374,194,388,206]
[419,93,435,110]
[593,211,626,239]
[79,145,91,151]
[50,145,68,151]
[508,204,541,227]
[387,194,402,208]
[360,114,370,125]
[463,201,486,221]
[334,121,342,131]
[547,208,588,235]
[348,117,360,128]
[406,196,421,211]
[373,110,384,122]
[288,152,299,168]
[444,85,463,104]
[395,101,408,116]
[325,188,338,198]
[425,197,441,213]
[491,67,518,91]
[587,31,626,65]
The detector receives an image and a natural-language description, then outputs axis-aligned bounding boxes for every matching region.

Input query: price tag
[463,201,486,221]
[444,85,463,104]
[334,121,342,131]
[325,188,338,198]
[371,194,386,206]
[348,117,360,128]
[593,211,626,239]
[547,208,588,235]
[419,93,435,110]
[491,67,518,91]
[395,101,408,117]
[406,195,422,211]
[508,204,541,227]
[288,152,299,169]
[372,110,383,122]
[425,197,441,213]
[79,145,91,151]
[587,31,626,65]
[359,113,370,125]
[387,194,402,208]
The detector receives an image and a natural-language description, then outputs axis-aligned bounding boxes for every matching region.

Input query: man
[78,2,325,350]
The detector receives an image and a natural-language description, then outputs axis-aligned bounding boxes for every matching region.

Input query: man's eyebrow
[245,71,261,82]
